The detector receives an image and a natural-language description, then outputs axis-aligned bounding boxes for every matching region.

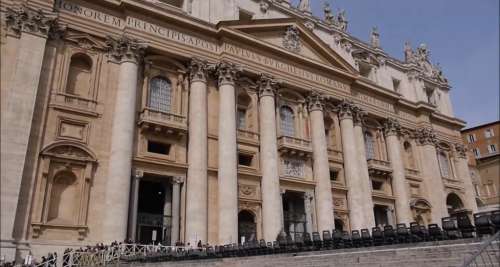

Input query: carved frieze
[383,118,401,137]
[105,35,146,64]
[415,128,437,146]
[188,57,210,83]
[215,61,241,86]
[5,5,58,37]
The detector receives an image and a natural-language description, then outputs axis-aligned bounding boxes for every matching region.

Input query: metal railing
[460,231,500,267]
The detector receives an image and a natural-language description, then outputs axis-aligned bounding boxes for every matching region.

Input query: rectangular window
[371,180,384,191]
[468,134,476,143]
[488,144,497,153]
[485,129,494,138]
[329,170,338,181]
[392,78,401,93]
[238,153,253,167]
[473,148,481,158]
[147,141,171,155]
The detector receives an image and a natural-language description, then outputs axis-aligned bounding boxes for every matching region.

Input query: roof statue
[337,9,348,31]
[370,26,380,48]
[323,2,335,25]
[298,0,311,14]
[404,42,448,84]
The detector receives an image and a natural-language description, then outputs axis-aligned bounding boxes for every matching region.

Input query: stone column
[352,108,376,229]
[101,35,145,242]
[383,118,413,224]
[454,144,478,213]
[303,193,314,235]
[171,177,183,245]
[216,61,240,244]
[307,93,335,232]
[0,6,58,260]
[338,101,368,231]
[416,128,448,224]
[128,170,143,242]
[258,75,283,241]
[185,58,209,243]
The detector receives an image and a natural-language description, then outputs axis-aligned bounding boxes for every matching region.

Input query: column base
[1,239,17,263]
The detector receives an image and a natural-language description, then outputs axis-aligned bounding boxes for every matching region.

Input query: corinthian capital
[352,106,366,126]
[415,128,437,146]
[336,100,357,121]
[454,143,467,159]
[257,74,278,98]
[383,118,401,136]
[215,61,241,86]
[188,57,210,83]
[106,35,146,64]
[306,92,324,112]
[5,5,58,37]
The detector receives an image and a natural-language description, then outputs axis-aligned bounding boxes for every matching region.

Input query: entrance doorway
[334,218,344,231]
[446,193,465,217]
[238,210,256,244]
[373,205,389,227]
[282,191,306,238]
[137,179,172,244]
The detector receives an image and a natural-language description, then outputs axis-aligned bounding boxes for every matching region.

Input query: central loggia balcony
[367,158,393,176]
[138,107,187,137]
[277,135,312,158]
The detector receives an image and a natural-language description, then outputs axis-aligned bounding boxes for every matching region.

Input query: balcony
[237,129,259,144]
[327,148,343,162]
[277,135,312,158]
[50,93,100,117]
[138,107,187,137]
[367,158,392,176]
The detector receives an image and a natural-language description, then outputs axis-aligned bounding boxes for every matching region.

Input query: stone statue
[416,43,429,61]
[337,9,348,31]
[404,41,414,62]
[370,26,380,48]
[323,2,335,24]
[298,0,311,13]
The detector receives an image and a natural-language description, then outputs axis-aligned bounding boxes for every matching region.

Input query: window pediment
[41,142,97,163]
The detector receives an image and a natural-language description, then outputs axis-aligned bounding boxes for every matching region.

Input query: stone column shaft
[185,59,209,243]
[128,171,142,241]
[304,194,313,234]
[258,75,283,241]
[455,145,478,213]
[308,94,335,232]
[216,62,240,244]
[384,119,413,224]
[171,177,182,245]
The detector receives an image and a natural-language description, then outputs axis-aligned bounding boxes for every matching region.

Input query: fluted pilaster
[454,144,478,213]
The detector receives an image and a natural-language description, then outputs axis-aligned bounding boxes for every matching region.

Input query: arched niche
[446,192,465,216]
[31,141,97,240]
[410,198,432,225]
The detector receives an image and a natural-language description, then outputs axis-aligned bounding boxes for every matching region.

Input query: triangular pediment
[64,33,107,51]
[219,19,357,75]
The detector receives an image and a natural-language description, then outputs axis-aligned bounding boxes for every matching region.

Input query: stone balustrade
[277,135,312,157]
[138,107,187,135]
[237,129,260,143]
[367,158,392,176]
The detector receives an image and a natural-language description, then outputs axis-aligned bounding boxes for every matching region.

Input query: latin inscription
[55,0,350,91]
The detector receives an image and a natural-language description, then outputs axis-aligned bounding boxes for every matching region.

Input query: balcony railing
[277,135,312,157]
[138,107,187,135]
[367,158,392,176]
[327,148,343,161]
[237,129,259,143]
[52,93,99,114]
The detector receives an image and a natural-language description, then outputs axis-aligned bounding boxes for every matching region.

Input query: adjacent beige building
[0,0,478,261]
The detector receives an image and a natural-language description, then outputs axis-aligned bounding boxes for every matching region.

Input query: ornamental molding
[454,143,467,159]
[5,5,59,38]
[383,118,401,137]
[105,35,146,64]
[282,25,301,53]
[306,92,324,112]
[215,61,241,86]
[257,74,278,98]
[188,57,210,82]
[239,184,258,199]
[415,128,437,146]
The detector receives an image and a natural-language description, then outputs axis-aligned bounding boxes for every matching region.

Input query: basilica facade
[0,0,478,261]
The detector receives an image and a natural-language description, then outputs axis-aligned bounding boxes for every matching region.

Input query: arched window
[48,171,78,224]
[66,54,92,96]
[280,106,295,136]
[148,76,172,112]
[404,141,416,169]
[438,152,450,178]
[364,131,375,160]
[324,116,335,148]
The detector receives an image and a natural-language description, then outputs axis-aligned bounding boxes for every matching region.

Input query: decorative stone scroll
[454,144,467,159]
[415,128,437,146]
[283,25,301,53]
[188,57,210,82]
[105,35,146,64]
[306,92,324,112]
[5,5,58,37]
[383,118,401,137]
[215,61,241,86]
[257,74,278,98]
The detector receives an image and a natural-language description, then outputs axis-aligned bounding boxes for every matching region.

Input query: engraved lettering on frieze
[352,90,394,112]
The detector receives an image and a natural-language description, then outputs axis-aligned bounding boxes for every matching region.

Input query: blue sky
[294,0,499,128]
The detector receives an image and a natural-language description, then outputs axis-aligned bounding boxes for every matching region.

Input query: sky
[292,0,499,128]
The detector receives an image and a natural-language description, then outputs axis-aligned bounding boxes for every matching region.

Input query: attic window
[147,141,171,155]
[372,180,384,191]
[392,78,401,92]
[239,9,253,21]
[238,153,253,167]
[359,64,371,78]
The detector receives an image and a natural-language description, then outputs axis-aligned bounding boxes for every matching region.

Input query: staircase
[119,239,499,267]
